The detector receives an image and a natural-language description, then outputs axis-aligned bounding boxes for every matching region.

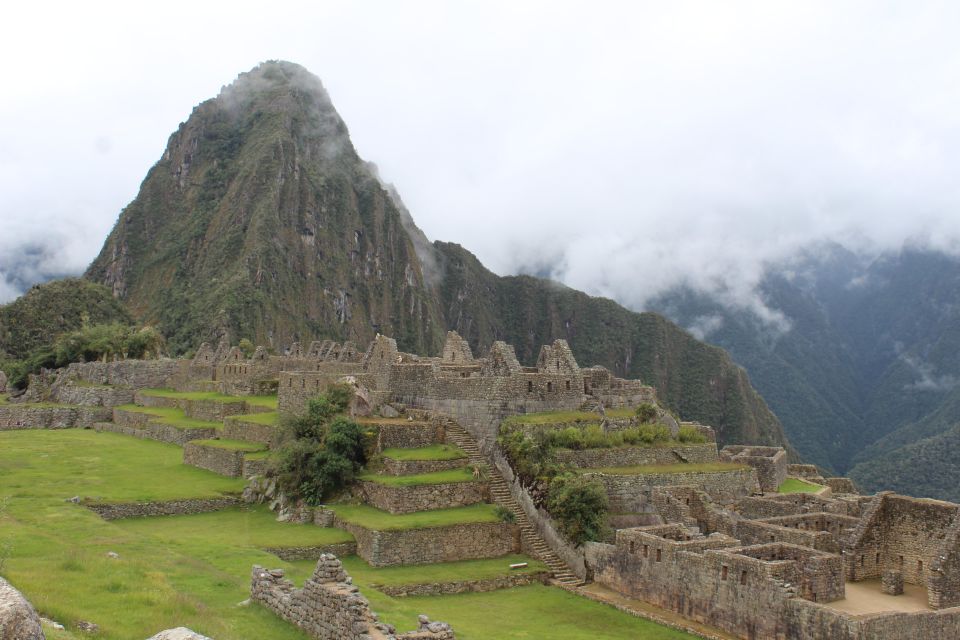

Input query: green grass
[359,467,475,487]
[116,404,222,430]
[329,503,501,530]
[115,505,354,549]
[0,429,694,640]
[777,477,823,494]
[337,554,546,586]
[244,450,273,461]
[229,411,279,426]
[0,394,8,405]
[190,439,267,452]
[140,389,278,410]
[588,462,750,475]
[381,444,466,461]
[605,407,638,419]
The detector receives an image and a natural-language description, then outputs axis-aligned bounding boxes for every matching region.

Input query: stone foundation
[354,479,489,514]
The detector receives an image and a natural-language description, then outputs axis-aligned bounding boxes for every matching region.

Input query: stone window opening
[584,381,590,393]
[301,379,305,389]
[288,378,293,387]
[918,560,923,573]
[898,555,904,567]
[565,380,570,391]
[721,566,728,581]
[527,381,533,393]
[656,549,662,562]
[643,544,649,558]
[547,382,553,392]
[860,555,865,567]
[452,353,456,361]
[740,570,748,585]
[629,541,635,554]
[876,552,881,565]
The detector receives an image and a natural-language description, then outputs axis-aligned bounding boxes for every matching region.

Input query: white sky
[3,1,960,312]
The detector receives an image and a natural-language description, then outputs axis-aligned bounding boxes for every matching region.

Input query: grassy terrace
[329,503,501,530]
[116,404,222,429]
[0,429,695,640]
[359,467,475,487]
[140,389,279,410]
[116,506,354,550]
[229,411,279,426]
[501,407,639,427]
[587,462,750,475]
[778,478,824,494]
[381,444,466,461]
[190,438,267,452]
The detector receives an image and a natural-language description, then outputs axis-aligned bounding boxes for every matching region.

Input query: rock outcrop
[0,577,44,640]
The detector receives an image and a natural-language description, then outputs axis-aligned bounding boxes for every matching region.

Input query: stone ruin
[251,554,454,640]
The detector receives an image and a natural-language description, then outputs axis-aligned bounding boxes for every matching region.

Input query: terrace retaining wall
[86,497,241,520]
[354,479,489,514]
[555,443,719,468]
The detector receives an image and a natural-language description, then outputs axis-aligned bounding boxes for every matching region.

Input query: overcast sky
[3,1,960,316]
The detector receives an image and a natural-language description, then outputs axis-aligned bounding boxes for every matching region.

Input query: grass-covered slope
[86,61,445,354]
[433,241,790,450]
[0,278,131,359]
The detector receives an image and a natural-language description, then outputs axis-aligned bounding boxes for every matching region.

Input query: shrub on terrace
[677,425,708,444]
[546,472,608,545]
[635,402,658,423]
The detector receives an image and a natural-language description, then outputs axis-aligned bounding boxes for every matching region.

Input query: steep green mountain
[84,60,790,451]
[432,242,790,449]
[86,61,445,355]
[0,278,131,359]
[650,245,960,498]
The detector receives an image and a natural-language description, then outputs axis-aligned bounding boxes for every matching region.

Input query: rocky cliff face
[87,61,444,354]
[85,60,791,451]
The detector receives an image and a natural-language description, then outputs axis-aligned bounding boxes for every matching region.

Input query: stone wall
[720,446,788,493]
[0,576,44,640]
[736,512,860,553]
[183,442,249,477]
[824,478,858,494]
[555,443,719,469]
[53,383,136,407]
[0,405,111,430]
[587,527,845,639]
[264,542,358,561]
[586,468,759,512]
[375,421,444,450]
[333,516,519,567]
[61,359,181,389]
[353,479,489,514]
[251,555,455,640]
[223,416,281,447]
[736,493,858,520]
[85,497,241,520]
[381,457,466,476]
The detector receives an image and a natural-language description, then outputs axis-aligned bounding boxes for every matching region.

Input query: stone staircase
[443,422,584,587]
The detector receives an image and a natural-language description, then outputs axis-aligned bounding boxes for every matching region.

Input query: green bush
[677,425,708,444]
[546,473,608,545]
[494,505,516,523]
[635,403,658,423]
[272,386,363,505]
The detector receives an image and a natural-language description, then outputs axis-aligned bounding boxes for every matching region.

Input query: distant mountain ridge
[650,244,960,500]
[80,60,790,451]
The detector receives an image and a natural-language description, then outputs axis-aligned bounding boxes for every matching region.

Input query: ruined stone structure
[251,554,455,640]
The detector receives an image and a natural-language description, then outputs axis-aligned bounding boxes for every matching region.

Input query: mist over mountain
[648,243,960,500]
[79,60,790,451]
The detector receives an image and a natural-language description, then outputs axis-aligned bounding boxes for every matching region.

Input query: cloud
[686,315,725,341]
[3,1,960,316]
[899,352,960,392]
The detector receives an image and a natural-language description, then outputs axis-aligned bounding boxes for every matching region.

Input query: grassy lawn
[115,505,354,550]
[0,430,696,640]
[359,467,475,487]
[588,462,749,475]
[777,477,823,493]
[116,404,222,430]
[229,411,279,426]
[0,430,315,639]
[329,503,501,530]
[190,438,267,452]
[140,389,278,410]
[381,444,466,461]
